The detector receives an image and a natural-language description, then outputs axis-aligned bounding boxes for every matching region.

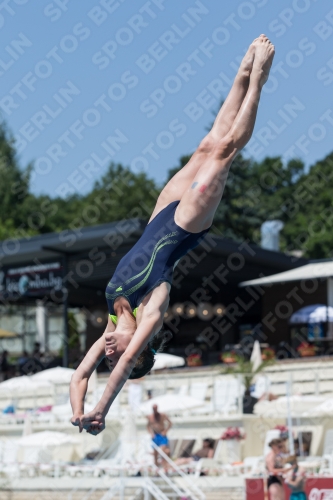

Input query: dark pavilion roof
[0,218,308,307]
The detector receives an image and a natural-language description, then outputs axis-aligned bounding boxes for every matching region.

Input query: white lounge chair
[189,382,208,402]
[252,376,271,399]
[212,377,243,415]
[194,458,221,477]
[323,429,333,455]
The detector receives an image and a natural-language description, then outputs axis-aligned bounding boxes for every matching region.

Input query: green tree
[83,162,159,224]
[282,152,333,258]
[165,153,306,244]
[1,115,333,261]
[222,355,273,392]
[0,123,32,237]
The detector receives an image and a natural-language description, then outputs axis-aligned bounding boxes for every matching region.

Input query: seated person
[175,438,215,465]
[284,455,306,500]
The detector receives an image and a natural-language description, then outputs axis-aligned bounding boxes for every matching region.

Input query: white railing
[93,477,170,500]
[151,440,206,500]
[144,477,170,500]
[158,467,191,498]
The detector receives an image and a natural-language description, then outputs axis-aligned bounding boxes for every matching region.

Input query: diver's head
[105,329,171,377]
[128,329,171,379]
[104,330,134,370]
[105,297,136,369]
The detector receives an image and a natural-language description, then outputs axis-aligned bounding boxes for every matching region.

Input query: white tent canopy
[16,431,79,464]
[239,261,333,287]
[152,353,185,371]
[302,397,333,417]
[254,395,327,417]
[17,431,78,447]
[0,376,52,392]
[51,402,94,421]
[139,394,204,415]
[289,304,333,323]
[31,367,75,384]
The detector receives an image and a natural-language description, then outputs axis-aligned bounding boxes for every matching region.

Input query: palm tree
[222,355,273,391]
[222,355,274,414]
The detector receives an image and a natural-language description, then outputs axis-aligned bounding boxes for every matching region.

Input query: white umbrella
[250,341,262,372]
[51,402,94,417]
[22,414,32,437]
[17,431,78,447]
[118,410,138,462]
[302,397,333,417]
[16,431,79,464]
[254,395,327,417]
[88,369,98,405]
[0,376,52,391]
[31,367,75,384]
[289,304,333,323]
[152,353,185,371]
[139,394,204,415]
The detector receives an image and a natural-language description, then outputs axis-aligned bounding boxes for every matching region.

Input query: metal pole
[297,417,303,457]
[238,374,243,414]
[326,290,329,343]
[62,256,69,368]
[22,305,26,353]
[144,465,149,500]
[286,378,294,455]
[315,371,319,396]
[120,467,125,500]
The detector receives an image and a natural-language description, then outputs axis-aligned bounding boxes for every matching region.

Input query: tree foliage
[221,355,274,391]
[0,120,333,259]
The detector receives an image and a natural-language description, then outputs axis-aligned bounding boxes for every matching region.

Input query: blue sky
[2,0,333,197]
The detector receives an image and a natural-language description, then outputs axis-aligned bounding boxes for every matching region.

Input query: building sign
[0,262,63,298]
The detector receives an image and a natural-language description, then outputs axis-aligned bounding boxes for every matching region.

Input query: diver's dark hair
[128,329,171,379]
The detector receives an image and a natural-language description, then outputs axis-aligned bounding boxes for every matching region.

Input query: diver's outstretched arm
[80,313,162,435]
[70,336,105,430]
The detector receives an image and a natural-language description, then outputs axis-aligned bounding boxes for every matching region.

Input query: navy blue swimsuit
[105,201,210,316]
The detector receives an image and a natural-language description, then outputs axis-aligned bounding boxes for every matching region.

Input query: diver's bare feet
[252,34,275,86]
[237,36,264,84]
[238,39,257,79]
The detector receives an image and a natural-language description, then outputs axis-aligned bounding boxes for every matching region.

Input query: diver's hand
[71,412,84,432]
[81,409,105,436]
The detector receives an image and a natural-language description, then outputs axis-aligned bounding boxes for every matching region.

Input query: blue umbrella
[289,304,333,324]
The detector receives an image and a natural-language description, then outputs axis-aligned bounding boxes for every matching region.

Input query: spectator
[175,438,215,465]
[284,455,306,500]
[30,342,45,374]
[147,404,172,467]
[265,438,291,500]
[0,351,11,381]
[18,351,30,375]
[33,342,42,360]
